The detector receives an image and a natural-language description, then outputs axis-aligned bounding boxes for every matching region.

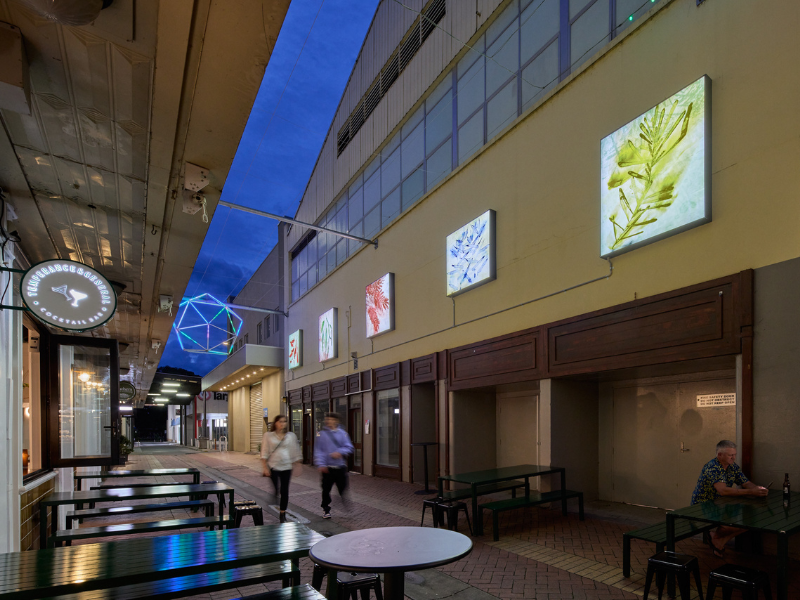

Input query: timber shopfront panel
[286,270,755,478]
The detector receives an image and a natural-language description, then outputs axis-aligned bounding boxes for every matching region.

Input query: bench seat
[66,500,214,528]
[237,583,327,600]
[39,561,300,600]
[90,482,186,490]
[441,480,526,502]
[50,516,222,548]
[481,490,585,541]
[622,519,715,577]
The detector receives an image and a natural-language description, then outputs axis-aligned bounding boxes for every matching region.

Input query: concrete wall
[449,389,496,476]
[549,380,600,500]
[753,257,800,485]
[285,0,800,396]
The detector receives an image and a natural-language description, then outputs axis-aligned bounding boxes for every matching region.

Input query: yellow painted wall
[261,371,283,425]
[285,0,800,391]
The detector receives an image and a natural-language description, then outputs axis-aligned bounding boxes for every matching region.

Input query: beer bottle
[783,473,791,507]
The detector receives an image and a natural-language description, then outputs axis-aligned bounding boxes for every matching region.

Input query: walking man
[314,412,354,519]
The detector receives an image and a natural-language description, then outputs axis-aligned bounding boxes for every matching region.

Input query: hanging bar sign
[20,259,117,331]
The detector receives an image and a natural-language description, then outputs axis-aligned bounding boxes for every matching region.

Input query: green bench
[481,489,585,541]
[622,519,715,577]
[90,482,187,490]
[43,561,300,599]
[66,499,214,528]
[441,480,526,502]
[50,516,222,547]
[238,583,326,600]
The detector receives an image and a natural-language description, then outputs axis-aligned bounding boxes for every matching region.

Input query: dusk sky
[160,1,380,376]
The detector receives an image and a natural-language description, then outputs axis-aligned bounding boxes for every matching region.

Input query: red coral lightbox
[366,273,394,338]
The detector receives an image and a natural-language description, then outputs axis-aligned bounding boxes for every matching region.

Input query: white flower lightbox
[318,308,338,362]
[600,75,711,258]
[446,210,496,296]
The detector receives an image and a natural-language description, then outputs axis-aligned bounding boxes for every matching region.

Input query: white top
[261,431,302,471]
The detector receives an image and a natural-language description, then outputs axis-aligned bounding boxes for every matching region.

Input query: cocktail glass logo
[20,260,116,331]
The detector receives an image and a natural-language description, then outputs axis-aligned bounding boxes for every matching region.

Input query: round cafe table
[309,526,472,600]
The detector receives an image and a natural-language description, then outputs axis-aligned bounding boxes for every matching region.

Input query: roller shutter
[250,382,263,453]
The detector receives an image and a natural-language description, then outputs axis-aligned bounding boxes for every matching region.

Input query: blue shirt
[691,457,749,504]
[313,426,354,468]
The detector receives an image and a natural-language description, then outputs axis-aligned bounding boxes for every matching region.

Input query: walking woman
[261,414,302,523]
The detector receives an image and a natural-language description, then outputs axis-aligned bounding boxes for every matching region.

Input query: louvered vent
[337,0,446,157]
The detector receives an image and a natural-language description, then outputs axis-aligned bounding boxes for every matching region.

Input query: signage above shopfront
[289,329,303,369]
[446,210,496,297]
[20,259,117,332]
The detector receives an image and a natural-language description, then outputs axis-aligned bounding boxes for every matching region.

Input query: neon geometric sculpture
[172,294,243,355]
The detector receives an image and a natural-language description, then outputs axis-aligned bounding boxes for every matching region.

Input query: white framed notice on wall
[697,393,736,408]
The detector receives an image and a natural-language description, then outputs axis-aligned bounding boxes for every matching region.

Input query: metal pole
[224,303,287,317]
[218,201,378,248]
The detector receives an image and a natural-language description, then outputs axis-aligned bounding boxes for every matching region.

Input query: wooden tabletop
[73,469,200,479]
[439,464,563,485]
[40,483,232,506]
[0,523,324,600]
[309,527,472,572]
[669,490,800,534]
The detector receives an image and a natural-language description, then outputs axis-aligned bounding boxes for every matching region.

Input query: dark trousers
[320,467,348,511]
[270,468,292,511]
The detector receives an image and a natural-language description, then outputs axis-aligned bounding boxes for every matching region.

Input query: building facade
[280,0,800,507]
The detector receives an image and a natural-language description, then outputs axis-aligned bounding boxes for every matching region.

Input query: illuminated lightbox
[366,273,395,338]
[446,210,496,297]
[600,75,711,258]
[288,330,303,369]
[318,308,338,362]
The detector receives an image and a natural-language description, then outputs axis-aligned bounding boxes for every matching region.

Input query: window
[265,316,271,338]
[376,389,400,467]
[244,333,249,345]
[274,313,279,332]
[257,322,262,344]
[22,324,44,478]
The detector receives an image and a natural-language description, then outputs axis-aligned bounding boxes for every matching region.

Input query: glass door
[48,336,119,467]
[348,398,362,473]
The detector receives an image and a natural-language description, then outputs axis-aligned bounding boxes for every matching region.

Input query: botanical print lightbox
[366,273,394,338]
[600,75,711,258]
[288,330,302,369]
[318,308,338,362]
[446,210,496,296]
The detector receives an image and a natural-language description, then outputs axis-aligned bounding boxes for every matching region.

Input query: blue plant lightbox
[446,210,496,296]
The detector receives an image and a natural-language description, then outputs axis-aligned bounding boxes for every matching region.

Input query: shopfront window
[376,389,400,467]
[22,324,43,478]
[291,406,303,438]
[313,400,328,438]
[333,397,348,431]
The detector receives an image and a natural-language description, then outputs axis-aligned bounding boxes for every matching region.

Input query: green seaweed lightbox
[600,76,711,258]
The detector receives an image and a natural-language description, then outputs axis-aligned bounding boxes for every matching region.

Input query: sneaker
[323,510,331,519]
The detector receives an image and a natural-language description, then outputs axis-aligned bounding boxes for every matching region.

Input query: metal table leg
[472,484,480,536]
[325,568,340,600]
[560,469,567,516]
[778,531,788,600]
[384,571,405,600]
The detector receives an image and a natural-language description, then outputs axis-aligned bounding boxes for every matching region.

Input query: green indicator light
[628,15,633,20]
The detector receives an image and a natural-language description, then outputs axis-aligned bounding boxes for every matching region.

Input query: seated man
[691,439,768,556]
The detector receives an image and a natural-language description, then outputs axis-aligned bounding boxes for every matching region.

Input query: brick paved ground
[70,444,800,600]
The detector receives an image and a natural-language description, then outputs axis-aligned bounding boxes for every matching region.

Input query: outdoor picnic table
[38,483,234,548]
[309,526,472,600]
[666,490,800,600]
[74,468,201,490]
[0,522,323,600]
[438,464,566,536]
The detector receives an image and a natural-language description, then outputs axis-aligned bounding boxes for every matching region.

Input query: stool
[420,498,448,528]
[233,501,264,527]
[707,564,772,600]
[312,564,383,600]
[441,501,472,535]
[643,551,703,600]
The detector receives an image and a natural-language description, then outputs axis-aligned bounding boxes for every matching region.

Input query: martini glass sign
[20,259,117,332]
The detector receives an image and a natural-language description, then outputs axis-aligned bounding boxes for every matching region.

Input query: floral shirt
[691,458,749,504]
